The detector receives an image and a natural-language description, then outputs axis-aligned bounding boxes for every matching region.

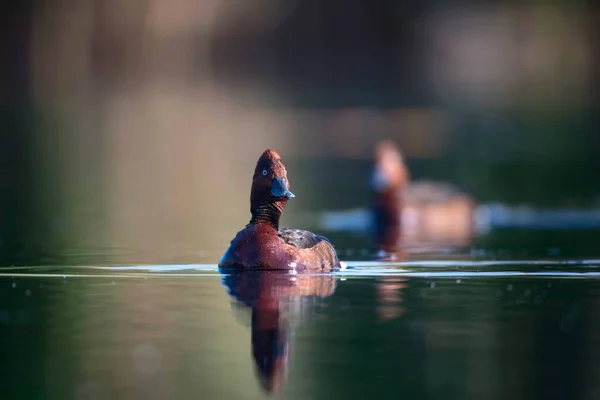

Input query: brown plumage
[219,149,345,270]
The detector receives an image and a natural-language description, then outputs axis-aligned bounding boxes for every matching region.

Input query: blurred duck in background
[371,141,407,257]
[321,139,600,254]
[371,140,476,256]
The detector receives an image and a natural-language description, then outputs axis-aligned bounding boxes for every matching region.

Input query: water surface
[2,229,600,400]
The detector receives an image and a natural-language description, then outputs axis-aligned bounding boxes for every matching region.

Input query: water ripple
[0,259,599,279]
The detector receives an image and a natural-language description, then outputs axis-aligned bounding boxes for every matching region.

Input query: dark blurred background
[1,0,599,265]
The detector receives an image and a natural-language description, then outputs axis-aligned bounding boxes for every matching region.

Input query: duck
[219,149,346,270]
[371,140,475,252]
[371,141,408,255]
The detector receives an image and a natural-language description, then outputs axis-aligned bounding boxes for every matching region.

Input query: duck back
[278,228,332,249]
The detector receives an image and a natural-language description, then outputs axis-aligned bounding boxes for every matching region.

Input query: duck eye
[262,169,268,176]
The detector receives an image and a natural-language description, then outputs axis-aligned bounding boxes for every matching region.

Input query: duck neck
[374,189,402,224]
[250,201,285,229]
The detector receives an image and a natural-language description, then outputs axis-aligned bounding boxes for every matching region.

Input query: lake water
[1,229,599,399]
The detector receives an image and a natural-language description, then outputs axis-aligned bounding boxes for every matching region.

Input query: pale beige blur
[403,184,476,248]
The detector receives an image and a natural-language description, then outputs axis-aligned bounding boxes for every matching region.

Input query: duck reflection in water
[220,269,338,393]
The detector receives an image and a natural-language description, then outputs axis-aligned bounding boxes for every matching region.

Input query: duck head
[250,149,295,226]
[371,141,409,193]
